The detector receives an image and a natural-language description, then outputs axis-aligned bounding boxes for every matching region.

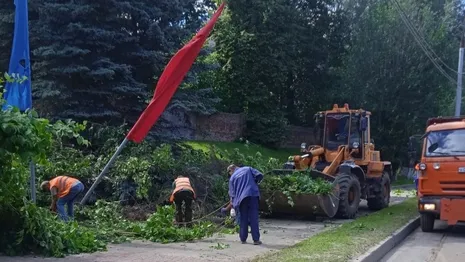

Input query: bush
[0,75,102,257]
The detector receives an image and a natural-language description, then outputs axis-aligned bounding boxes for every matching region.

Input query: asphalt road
[381,221,465,262]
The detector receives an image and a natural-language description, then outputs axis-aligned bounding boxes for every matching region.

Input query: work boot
[253,241,262,245]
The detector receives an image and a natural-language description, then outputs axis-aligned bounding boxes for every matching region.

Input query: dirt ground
[1,192,411,262]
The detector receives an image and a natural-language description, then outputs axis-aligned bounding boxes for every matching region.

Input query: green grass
[184,141,296,162]
[392,175,414,186]
[253,198,418,262]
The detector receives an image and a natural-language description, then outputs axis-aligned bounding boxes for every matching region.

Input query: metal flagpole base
[80,138,129,205]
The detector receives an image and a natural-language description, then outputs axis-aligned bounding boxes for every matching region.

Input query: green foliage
[0,74,101,257]
[37,147,97,181]
[212,0,346,145]
[20,203,105,257]
[185,140,295,162]
[26,0,215,122]
[0,0,13,71]
[76,200,136,244]
[76,201,217,245]
[260,173,334,207]
[337,0,460,168]
[138,205,215,243]
[226,148,282,172]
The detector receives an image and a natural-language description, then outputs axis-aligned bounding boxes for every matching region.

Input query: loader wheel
[367,172,391,211]
[335,173,361,219]
[420,213,435,232]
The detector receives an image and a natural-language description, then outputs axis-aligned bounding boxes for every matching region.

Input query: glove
[221,208,228,215]
[230,208,236,218]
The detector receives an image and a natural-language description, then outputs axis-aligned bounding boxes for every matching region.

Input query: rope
[172,170,275,225]
[174,201,229,225]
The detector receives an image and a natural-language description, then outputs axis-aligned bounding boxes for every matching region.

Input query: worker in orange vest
[170,175,196,225]
[40,175,84,221]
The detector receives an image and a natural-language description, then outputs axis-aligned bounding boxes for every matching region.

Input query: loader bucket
[259,169,340,218]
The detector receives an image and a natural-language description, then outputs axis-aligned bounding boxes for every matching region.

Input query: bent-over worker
[41,175,84,221]
[170,175,196,225]
[227,164,263,245]
[222,169,243,225]
[222,200,241,225]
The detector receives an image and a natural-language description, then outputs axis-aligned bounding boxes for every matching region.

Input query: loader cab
[322,105,368,160]
[293,104,372,171]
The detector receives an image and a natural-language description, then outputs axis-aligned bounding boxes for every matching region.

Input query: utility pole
[455,19,465,117]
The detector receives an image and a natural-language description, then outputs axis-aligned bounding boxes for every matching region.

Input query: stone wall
[154,109,315,148]
[194,112,246,142]
[194,115,318,148]
[281,125,318,148]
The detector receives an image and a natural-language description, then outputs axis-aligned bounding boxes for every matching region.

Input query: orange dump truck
[414,116,465,232]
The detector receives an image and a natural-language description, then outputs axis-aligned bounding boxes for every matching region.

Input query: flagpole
[80,138,129,205]
[81,2,226,205]
[29,161,36,202]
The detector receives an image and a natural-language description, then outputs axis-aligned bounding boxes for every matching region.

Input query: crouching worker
[170,175,196,226]
[40,175,84,222]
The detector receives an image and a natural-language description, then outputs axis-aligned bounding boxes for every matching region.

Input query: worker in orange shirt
[40,175,84,221]
[170,175,196,225]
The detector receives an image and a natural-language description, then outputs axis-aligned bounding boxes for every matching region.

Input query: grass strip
[253,198,418,262]
[392,175,414,186]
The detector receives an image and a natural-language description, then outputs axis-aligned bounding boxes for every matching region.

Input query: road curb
[352,216,420,262]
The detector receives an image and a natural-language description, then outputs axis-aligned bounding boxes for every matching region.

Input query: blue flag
[3,0,31,112]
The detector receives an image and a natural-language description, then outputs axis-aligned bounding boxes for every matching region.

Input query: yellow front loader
[260,104,394,219]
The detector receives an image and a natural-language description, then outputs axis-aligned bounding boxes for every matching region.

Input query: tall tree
[0,1,15,72]
[30,0,213,122]
[212,0,345,146]
[336,0,460,167]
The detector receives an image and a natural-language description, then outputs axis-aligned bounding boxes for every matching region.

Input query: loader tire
[367,172,391,211]
[335,173,361,219]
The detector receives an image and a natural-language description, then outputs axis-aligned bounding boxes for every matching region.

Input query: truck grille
[440,181,465,192]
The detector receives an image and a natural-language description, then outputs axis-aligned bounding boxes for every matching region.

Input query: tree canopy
[0,0,463,166]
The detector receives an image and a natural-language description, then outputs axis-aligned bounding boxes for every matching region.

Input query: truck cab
[415,116,465,232]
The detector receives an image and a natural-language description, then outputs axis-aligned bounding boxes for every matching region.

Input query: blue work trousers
[235,209,241,225]
[57,182,84,222]
[238,196,260,242]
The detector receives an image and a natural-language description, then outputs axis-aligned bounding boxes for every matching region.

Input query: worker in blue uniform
[225,164,263,245]
[414,162,419,195]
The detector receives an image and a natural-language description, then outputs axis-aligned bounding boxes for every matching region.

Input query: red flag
[126,2,226,143]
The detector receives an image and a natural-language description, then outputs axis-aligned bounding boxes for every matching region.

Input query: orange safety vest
[49,176,79,198]
[170,177,196,202]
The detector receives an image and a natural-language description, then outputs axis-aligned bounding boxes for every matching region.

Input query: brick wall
[194,112,246,142]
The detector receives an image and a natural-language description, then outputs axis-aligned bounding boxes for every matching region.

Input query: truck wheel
[420,213,435,232]
[335,173,361,219]
[367,172,391,210]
